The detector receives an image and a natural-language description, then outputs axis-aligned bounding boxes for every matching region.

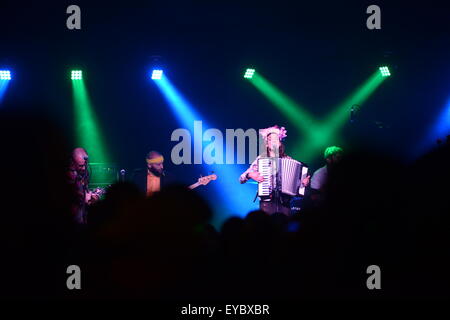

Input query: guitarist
[68,147,101,224]
[131,150,175,196]
[132,150,216,196]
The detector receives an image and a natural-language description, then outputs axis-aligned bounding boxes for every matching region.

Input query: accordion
[257,157,308,197]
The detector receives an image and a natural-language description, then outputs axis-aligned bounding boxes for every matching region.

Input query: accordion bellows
[258,157,308,197]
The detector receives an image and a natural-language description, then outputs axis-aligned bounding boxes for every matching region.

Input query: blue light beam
[152,75,259,227]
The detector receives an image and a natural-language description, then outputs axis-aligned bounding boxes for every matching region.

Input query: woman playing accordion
[240,125,310,215]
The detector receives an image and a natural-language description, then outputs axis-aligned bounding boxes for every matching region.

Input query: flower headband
[259,125,287,142]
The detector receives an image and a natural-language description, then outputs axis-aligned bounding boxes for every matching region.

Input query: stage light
[0,70,11,80]
[151,69,163,80]
[0,70,12,103]
[71,70,83,80]
[244,68,255,79]
[379,66,391,77]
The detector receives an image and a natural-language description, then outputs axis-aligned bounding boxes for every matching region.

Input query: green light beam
[293,71,386,163]
[324,71,385,134]
[72,78,110,164]
[250,72,318,136]
[249,72,332,162]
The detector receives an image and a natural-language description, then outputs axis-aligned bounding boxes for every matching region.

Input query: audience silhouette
[1,108,449,300]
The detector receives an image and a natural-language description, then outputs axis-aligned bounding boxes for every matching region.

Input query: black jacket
[130,168,176,194]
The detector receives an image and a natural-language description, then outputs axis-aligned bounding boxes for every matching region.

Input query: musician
[310,146,343,203]
[132,151,173,196]
[240,125,310,215]
[68,147,100,224]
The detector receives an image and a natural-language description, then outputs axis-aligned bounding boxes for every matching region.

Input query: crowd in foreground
[1,110,449,300]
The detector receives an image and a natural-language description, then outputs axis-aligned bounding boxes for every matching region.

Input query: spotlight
[151,69,163,80]
[244,68,255,79]
[379,66,391,77]
[0,70,11,80]
[71,70,83,80]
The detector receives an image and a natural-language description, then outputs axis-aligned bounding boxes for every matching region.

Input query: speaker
[88,163,120,189]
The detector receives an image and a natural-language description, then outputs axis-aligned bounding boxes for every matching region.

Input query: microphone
[81,156,89,180]
[120,169,126,182]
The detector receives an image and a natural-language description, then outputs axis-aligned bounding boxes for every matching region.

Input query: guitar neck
[188,182,200,190]
[188,174,217,190]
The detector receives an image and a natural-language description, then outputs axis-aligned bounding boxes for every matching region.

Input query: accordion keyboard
[258,158,273,196]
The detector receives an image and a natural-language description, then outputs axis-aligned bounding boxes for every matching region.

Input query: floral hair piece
[259,125,287,142]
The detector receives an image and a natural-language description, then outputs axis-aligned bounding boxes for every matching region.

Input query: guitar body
[87,187,107,204]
